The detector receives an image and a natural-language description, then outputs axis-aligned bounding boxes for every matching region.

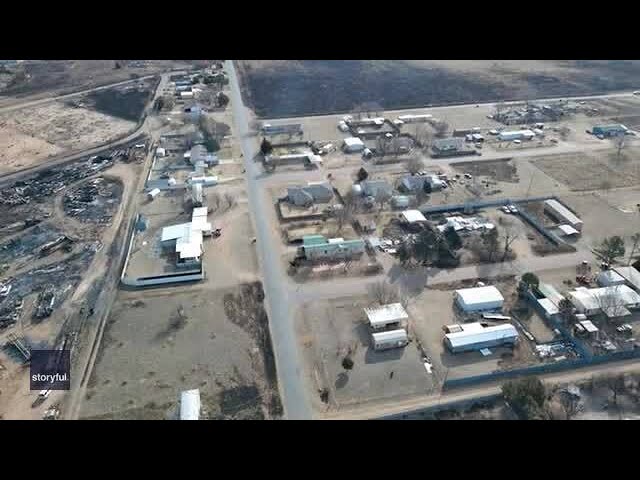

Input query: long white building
[544,199,583,231]
[454,286,504,312]
[444,323,519,353]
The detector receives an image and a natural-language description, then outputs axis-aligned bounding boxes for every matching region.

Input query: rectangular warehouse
[372,329,409,351]
[498,129,535,141]
[544,199,583,231]
[365,303,409,331]
[397,114,433,123]
[454,286,504,312]
[444,323,519,353]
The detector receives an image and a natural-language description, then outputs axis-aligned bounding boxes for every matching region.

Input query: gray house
[287,182,334,207]
[361,180,393,198]
[399,175,427,193]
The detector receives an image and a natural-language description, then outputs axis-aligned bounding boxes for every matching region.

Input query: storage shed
[444,323,519,353]
[180,389,201,420]
[401,209,427,224]
[372,329,409,351]
[454,285,504,312]
[343,137,365,153]
[364,303,409,331]
[147,188,161,201]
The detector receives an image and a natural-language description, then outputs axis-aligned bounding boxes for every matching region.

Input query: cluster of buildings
[436,215,494,235]
[492,101,574,125]
[160,207,213,268]
[365,303,410,351]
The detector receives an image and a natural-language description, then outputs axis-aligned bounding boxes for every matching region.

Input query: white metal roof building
[454,286,504,312]
[544,199,583,231]
[444,323,518,353]
[613,266,640,293]
[364,303,409,331]
[161,208,212,266]
[498,129,536,141]
[401,209,427,224]
[568,285,640,318]
[372,329,409,351]
[180,389,201,420]
[397,114,433,123]
[538,298,559,316]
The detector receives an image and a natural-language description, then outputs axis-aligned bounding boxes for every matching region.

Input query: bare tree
[209,192,221,212]
[367,281,408,308]
[224,192,236,210]
[412,123,433,149]
[376,136,390,158]
[374,189,391,211]
[405,153,424,175]
[595,284,628,318]
[434,120,449,138]
[335,192,357,232]
[612,133,626,160]
[628,233,640,266]
[501,227,519,262]
[558,390,582,420]
[597,373,627,408]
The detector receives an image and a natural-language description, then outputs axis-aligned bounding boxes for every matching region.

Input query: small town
[1,59,640,421]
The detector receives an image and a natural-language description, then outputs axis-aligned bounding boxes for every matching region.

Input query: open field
[237,60,640,118]
[0,102,136,175]
[79,284,280,420]
[534,150,640,191]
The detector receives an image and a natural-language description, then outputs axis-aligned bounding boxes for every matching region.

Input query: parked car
[508,205,519,214]
[501,206,511,214]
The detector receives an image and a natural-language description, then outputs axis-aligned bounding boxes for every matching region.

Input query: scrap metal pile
[63,177,122,224]
[0,159,114,207]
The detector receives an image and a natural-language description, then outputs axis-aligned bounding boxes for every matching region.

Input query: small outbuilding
[179,389,201,420]
[364,303,409,331]
[401,209,427,224]
[454,285,504,312]
[147,188,161,201]
[596,269,626,287]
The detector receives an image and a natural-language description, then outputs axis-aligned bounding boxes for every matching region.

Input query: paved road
[226,60,313,419]
[0,74,170,186]
[322,357,640,420]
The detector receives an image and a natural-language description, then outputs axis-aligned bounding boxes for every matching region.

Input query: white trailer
[544,199,583,231]
[372,329,409,351]
[397,114,433,123]
[147,188,161,200]
[498,129,535,141]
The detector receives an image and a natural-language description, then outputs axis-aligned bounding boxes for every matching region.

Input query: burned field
[238,60,640,118]
[63,177,123,224]
[79,79,157,122]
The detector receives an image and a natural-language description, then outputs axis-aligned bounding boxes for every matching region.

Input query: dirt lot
[0,102,135,175]
[237,60,640,118]
[534,150,640,191]
[297,295,434,413]
[452,159,519,183]
[79,284,281,420]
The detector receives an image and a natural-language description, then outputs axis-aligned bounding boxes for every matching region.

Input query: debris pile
[63,177,122,224]
[33,285,56,321]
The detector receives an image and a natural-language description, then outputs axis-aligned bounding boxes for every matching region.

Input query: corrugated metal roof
[445,323,518,349]
[455,286,504,306]
[401,209,426,223]
[302,235,327,246]
[544,199,582,226]
[613,266,640,292]
[365,303,409,328]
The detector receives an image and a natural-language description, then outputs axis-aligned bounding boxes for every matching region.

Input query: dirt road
[321,358,640,420]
